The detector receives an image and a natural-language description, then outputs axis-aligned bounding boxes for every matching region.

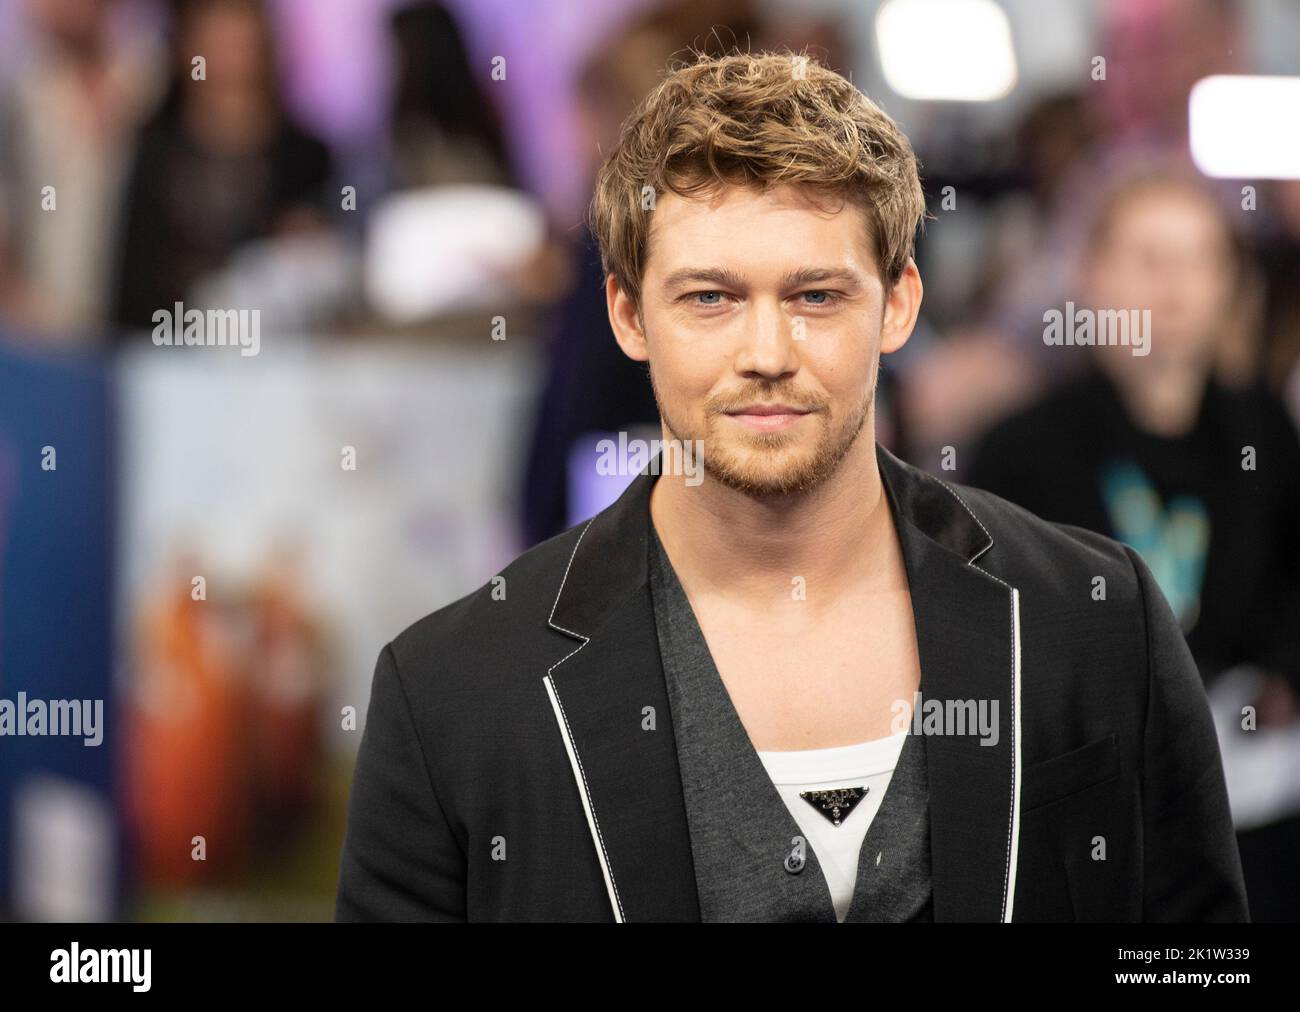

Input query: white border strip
[542,673,624,922]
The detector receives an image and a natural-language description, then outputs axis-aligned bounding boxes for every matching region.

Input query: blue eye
[695,291,724,305]
[801,291,835,306]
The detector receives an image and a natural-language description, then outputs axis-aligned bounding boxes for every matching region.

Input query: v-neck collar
[646,518,932,923]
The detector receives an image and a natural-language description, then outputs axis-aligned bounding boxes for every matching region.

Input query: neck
[647,418,904,608]
[1097,354,1210,438]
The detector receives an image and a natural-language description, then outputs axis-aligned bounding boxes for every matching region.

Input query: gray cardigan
[647,522,933,922]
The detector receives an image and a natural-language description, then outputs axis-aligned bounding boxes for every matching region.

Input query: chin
[705,439,835,498]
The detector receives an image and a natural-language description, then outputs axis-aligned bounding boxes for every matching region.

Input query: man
[334,51,1248,922]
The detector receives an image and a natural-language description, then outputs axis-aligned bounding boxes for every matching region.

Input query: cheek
[649,351,713,411]
[804,332,877,388]
[1199,273,1235,316]
[1160,271,1223,323]
[659,340,735,394]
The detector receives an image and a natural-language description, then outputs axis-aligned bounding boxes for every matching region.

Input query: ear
[607,274,649,362]
[880,258,923,355]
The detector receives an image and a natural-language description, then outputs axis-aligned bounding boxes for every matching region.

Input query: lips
[725,403,812,416]
[723,403,816,432]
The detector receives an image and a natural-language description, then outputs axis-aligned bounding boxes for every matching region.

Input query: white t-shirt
[756,730,909,922]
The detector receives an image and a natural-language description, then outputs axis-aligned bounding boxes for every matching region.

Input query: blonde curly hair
[587,48,927,312]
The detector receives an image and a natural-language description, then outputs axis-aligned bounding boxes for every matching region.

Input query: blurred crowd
[0,0,1297,920]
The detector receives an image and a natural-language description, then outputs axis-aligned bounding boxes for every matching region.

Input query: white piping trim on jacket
[932,474,1023,924]
[542,673,624,922]
[1003,588,1023,922]
[541,518,626,922]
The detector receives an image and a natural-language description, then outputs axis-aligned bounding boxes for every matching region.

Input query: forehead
[643,184,879,280]
[1103,185,1229,249]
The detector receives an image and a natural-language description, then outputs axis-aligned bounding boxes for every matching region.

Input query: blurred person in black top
[972,361,1300,695]
[385,1,516,191]
[969,161,1300,920]
[971,161,1300,697]
[110,0,333,334]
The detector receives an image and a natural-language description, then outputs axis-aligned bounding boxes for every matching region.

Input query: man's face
[612,183,915,498]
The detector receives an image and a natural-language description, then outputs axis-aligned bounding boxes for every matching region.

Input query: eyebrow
[660,266,748,292]
[779,267,865,289]
[659,265,865,292]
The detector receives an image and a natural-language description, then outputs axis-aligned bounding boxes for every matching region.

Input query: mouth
[723,403,817,432]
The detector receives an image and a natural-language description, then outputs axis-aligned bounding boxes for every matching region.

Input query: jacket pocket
[1022,733,1120,812]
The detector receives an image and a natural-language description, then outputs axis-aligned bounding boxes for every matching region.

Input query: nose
[732,297,801,379]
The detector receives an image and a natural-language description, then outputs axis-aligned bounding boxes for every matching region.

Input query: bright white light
[1190,75,1300,179]
[875,0,1017,102]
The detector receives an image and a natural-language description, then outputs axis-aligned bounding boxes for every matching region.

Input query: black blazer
[334,443,1249,922]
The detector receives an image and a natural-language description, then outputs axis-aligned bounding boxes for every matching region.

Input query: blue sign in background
[0,342,117,920]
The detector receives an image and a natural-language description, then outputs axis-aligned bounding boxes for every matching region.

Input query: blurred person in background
[0,0,164,343]
[971,161,1300,696]
[967,161,1300,920]
[110,0,335,334]
[378,0,571,311]
[385,1,515,192]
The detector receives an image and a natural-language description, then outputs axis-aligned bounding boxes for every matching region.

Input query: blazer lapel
[878,445,1023,922]
[542,467,701,922]
[542,446,1022,924]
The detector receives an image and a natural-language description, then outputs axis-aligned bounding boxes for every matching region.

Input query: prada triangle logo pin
[799,786,867,826]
